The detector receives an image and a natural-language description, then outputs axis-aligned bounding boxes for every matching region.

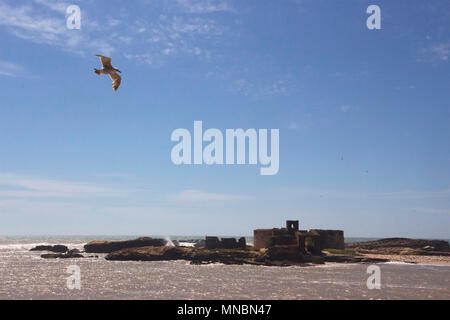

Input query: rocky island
[345,238,450,265]
[30,219,450,266]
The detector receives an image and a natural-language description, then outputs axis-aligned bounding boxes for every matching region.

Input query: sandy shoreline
[361,253,450,266]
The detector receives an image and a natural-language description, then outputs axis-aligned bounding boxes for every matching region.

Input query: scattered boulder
[84,237,167,253]
[30,245,68,253]
[41,249,84,259]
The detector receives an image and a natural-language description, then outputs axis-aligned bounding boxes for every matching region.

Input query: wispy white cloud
[424,41,450,62]
[0,0,115,55]
[0,0,288,98]
[125,14,223,66]
[33,0,68,13]
[0,0,225,63]
[0,59,25,77]
[0,173,132,199]
[175,0,235,14]
[171,189,249,202]
[124,53,158,66]
[0,2,66,38]
[231,78,289,98]
[107,16,121,28]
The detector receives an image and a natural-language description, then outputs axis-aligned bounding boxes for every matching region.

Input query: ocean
[0,236,449,299]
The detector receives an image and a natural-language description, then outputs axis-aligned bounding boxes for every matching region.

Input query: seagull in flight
[94,54,122,91]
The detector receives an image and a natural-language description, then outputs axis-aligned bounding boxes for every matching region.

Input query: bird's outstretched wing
[109,71,122,91]
[96,54,113,69]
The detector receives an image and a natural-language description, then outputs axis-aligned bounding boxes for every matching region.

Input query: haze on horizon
[0,0,449,239]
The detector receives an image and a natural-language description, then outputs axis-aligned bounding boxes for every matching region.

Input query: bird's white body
[96,69,111,75]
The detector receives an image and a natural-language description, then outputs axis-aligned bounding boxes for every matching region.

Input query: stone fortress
[204,219,344,258]
[253,220,344,256]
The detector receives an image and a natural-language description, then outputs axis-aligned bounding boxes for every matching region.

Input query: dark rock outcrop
[259,245,326,265]
[105,246,328,266]
[264,245,303,261]
[84,237,167,253]
[105,246,186,261]
[41,249,84,259]
[346,238,450,256]
[30,245,68,253]
[105,246,263,265]
[189,248,261,265]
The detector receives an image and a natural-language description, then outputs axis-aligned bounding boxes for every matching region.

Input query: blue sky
[0,0,449,237]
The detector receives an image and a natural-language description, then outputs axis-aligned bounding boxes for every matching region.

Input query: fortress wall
[310,230,344,250]
[253,229,274,250]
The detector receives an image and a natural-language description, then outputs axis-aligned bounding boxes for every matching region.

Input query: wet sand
[362,253,450,266]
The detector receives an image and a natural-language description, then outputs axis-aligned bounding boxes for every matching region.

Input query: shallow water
[0,236,449,299]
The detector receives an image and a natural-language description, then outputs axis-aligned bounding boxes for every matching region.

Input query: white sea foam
[381,261,415,265]
[164,237,175,247]
[177,241,196,247]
